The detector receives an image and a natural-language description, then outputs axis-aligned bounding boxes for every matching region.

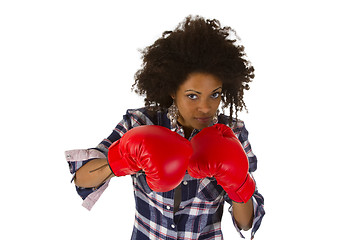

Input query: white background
[1,0,359,239]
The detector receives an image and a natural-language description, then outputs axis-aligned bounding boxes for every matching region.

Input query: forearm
[74,158,114,188]
[232,198,254,231]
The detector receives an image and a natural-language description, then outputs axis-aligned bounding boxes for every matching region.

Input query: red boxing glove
[108,125,192,192]
[188,124,255,203]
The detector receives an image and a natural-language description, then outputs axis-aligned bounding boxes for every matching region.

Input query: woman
[66,15,265,239]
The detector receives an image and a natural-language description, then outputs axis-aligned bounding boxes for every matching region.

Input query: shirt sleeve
[65,148,111,210]
[64,112,132,210]
[224,120,265,239]
[225,184,265,239]
[65,108,157,210]
[96,108,157,154]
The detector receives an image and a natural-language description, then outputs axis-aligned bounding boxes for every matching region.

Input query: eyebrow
[185,87,222,94]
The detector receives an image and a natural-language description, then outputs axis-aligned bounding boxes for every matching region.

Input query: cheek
[178,100,195,117]
[214,99,221,109]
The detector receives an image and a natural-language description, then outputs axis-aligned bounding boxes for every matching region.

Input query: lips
[195,117,212,123]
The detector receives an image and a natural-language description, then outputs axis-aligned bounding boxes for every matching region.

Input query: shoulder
[123,107,168,128]
[218,114,245,130]
[218,114,248,140]
[218,114,258,171]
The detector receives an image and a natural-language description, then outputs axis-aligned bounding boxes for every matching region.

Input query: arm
[232,198,254,231]
[65,108,158,209]
[188,123,265,236]
[65,148,113,210]
[75,125,192,192]
[74,158,114,188]
[71,112,132,188]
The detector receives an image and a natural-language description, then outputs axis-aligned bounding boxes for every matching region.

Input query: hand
[188,124,255,203]
[108,125,192,192]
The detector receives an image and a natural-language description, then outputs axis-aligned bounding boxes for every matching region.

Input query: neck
[176,119,193,139]
[183,126,193,139]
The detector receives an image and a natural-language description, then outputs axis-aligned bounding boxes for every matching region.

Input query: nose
[197,99,211,114]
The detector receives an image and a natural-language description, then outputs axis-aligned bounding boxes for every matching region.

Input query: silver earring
[167,102,179,128]
[212,109,219,124]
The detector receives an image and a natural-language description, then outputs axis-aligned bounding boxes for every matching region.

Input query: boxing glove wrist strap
[226,173,255,203]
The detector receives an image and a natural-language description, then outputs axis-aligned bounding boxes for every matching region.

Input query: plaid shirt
[66,107,265,239]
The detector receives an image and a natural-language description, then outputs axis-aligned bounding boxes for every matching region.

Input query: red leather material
[188,124,255,203]
[108,125,193,192]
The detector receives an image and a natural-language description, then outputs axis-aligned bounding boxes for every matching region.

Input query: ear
[170,92,175,100]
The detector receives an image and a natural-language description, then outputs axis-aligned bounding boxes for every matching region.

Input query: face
[172,72,222,131]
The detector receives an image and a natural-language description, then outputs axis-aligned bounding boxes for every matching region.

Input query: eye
[211,92,221,99]
[187,94,198,100]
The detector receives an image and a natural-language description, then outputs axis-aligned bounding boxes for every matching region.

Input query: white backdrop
[1,0,359,239]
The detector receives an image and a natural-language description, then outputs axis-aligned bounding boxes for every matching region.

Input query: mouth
[194,117,212,123]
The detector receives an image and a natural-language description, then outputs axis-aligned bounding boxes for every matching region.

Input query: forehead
[178,73,222,91]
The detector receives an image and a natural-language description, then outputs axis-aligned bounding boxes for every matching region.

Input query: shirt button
[183,181,188,185]
[171,224,176,229]
[166,205,171,210]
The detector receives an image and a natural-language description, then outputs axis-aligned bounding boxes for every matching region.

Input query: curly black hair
[132,15,255,121]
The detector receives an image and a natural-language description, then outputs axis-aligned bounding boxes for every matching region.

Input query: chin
[192,122,211,130]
